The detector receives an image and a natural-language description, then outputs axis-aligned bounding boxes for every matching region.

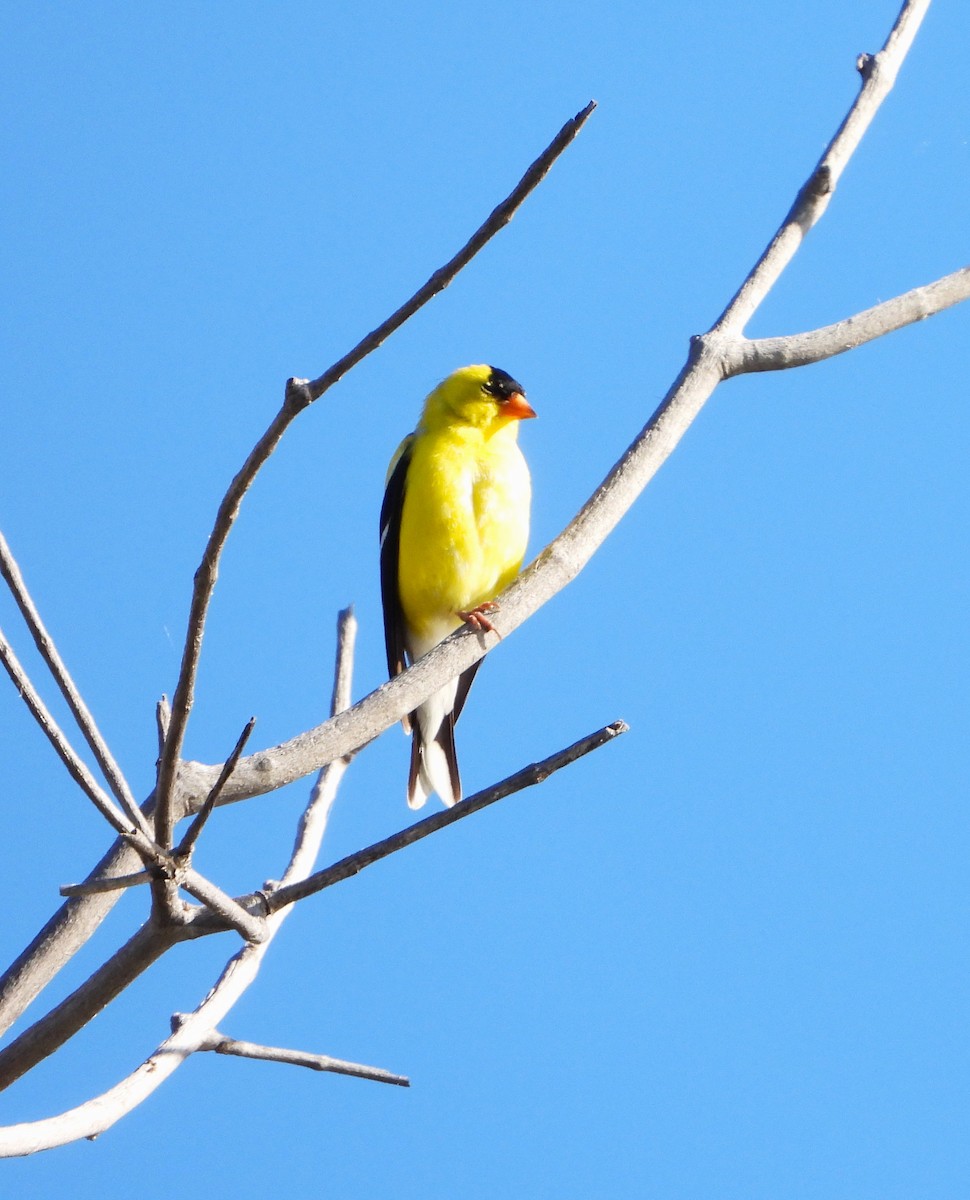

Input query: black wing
[379,436,413,688]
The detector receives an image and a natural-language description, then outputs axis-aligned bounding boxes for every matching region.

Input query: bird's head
[421,364,536,433]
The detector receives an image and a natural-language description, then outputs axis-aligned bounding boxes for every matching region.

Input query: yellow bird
[380,364,536,808]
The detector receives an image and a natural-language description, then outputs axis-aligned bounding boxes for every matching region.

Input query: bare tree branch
[712,0,931,335]
[259,718,629,916]
[0,866,264,1091]
[731,266,970,373]
[10,713,626,1081]
[0,625,141,840]
[0,923,175,1093]
[59,870,153,899]
[0,533,150,837]
[0,834,151,1038]
[155,695,170,755]
[0,610,358,1152]
[0,629,261,939]
[173,866,266,944]
[196,1029,409,1087]
[174,717,256,859]
[297,101,598,407]
[152,101,598,850]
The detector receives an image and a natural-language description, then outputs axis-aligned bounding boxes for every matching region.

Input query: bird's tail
[407,705,460,809]
[405,661,483,809]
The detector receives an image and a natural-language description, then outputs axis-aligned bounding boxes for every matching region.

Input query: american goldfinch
[380,364,536,809]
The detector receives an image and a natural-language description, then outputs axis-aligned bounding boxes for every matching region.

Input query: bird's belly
[399,456,529,649]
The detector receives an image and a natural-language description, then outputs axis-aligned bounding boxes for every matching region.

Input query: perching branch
[151,100,598,849]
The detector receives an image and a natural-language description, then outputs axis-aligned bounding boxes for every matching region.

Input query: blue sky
[2,1,969,1195]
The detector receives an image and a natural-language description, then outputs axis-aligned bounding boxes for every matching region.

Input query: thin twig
[155,696,171,756]
[280,608,357,885]
[151,100,597,850]
[299,101,598,406]
[173,866,266,944]
[175,717,256,859]
[60,870,153,899]
[0,626,140,840]
[257,720,628,916]
[0,533,150,838]
[196,1030,409,1087]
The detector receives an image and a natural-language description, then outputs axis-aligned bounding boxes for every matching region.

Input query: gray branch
[196,1029,409,1088]
[0,533,150,838]
[0,923,175,1093]
[260,719,629,917]
[0,832,152,1038]
[730,267,970,373]
[0,610,358,1152]
[711,0,931,335]
[59,869,153,899]
[175,717,256,859]
[0,625,141,840]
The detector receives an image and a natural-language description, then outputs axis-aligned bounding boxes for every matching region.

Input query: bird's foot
[457,602,501,636]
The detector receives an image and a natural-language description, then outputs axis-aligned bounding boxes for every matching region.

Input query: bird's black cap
[484,366,526,401]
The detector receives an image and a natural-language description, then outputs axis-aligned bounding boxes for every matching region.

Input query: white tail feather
[407,682,459,808]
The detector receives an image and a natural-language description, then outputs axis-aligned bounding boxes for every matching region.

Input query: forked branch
[0,608,360,1153]
[731,266,970,373]
[163,0,943,810]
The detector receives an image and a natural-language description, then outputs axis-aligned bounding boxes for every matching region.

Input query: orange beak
[505,392,537,420]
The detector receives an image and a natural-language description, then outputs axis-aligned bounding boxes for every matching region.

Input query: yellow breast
[398,422,530,651]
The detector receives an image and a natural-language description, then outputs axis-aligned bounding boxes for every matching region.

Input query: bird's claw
[457,602,501,636]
